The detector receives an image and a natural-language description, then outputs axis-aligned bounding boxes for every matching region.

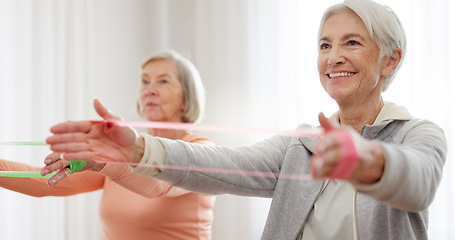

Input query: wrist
[354,141,385,184]
[133,135,145,163]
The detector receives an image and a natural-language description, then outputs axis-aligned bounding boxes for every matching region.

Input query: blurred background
[0,0,454,239]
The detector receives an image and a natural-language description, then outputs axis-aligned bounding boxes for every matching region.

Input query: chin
[326,90,344,100]
[144,114,162,122]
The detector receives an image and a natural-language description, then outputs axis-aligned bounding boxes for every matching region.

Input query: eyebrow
[342,33,363,41]
[319,33,364,42]
[141,73,172,78]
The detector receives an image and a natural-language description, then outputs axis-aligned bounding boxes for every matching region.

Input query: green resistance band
[0,141,86,178]
[0,141,50,146]
[0,161,86,178]
[0,171,56,178]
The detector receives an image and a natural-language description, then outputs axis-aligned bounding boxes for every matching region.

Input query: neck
[338,97,384,133]
[148,128,189,140]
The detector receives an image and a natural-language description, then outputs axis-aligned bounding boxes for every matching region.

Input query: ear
[381,48,402,77]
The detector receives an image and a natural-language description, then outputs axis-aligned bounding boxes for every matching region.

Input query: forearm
[0,159,104,197]
[353,133,446,211]
[132,134,287,197]
[100,163,191,198]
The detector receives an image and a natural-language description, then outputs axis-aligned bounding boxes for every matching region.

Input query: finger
[94,98,122,121]
[44,152,63,165]
[314,133,341,155]
[310,149,341,178]
[49,151,97,162]
[47,168,71,187]
[49,121,93,134]
[48,142,91,153]
[41,159,70,176]
[46,132,90,145]
[310,156,323,178]
[318,112,334,132]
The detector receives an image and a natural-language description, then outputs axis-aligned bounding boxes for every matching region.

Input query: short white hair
[140,50,206,123]
[319,0,406,92]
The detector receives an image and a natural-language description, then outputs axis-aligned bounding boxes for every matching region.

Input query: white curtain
[1,0,454,239]
[0,0,100,239]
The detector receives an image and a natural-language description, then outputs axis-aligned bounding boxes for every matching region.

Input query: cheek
[360,50,381,73]
[317,59,327,87]
[317,55,328,86]
[317,55,325,74]
[138,93,146,109]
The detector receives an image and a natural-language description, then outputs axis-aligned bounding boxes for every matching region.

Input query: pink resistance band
[1,120,359,180]
[99,120,360,179]
[326,130,360,179]
[93,120,323,137]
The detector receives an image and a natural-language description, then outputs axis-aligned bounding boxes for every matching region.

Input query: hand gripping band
[69,161,86,173]
[327,130,360,179]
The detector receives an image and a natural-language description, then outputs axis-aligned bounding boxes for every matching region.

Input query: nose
[144,83,158,96]
[327,46,346,66]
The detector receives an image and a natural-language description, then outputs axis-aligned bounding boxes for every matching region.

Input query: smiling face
[317,10,390,104]
[138,59,186,123]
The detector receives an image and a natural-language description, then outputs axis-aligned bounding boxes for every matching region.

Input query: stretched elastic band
[0,171,56,178]
[0,161,86,178]
[327,130,359,179]
[69,161,86,173]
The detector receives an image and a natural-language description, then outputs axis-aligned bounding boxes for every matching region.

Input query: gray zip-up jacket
[134,107,446,239]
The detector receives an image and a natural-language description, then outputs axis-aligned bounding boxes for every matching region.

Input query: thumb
[93,98,122,121]
[318,112,334,133]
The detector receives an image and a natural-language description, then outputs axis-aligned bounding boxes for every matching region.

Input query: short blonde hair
[140,50,206,123]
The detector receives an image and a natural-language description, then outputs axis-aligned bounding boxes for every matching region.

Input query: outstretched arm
[0,159,104,197]
[43,98,194,198]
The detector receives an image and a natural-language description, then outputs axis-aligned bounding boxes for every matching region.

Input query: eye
[159,79,169,84]
[346,40,360,46]
[141,78,150,86]
[320,43,331,50]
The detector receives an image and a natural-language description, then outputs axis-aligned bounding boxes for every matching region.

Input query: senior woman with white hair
[45,0,446,239]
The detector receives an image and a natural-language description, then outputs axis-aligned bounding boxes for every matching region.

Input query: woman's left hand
[311,113,385,184]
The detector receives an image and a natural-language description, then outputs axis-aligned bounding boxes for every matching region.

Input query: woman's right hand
[311,113,385,184]
[41,151,106,186]
[44,98,145,176]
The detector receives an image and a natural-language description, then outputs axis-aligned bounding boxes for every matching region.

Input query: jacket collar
[300,102,413,151]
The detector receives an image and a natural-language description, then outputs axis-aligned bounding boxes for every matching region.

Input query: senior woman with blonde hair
[46,0,446,239]
[139,50,206,124]
[1,49,215,240]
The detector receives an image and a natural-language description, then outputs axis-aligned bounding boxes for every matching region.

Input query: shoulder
[382,118,447,150]
[396,118,445,136]
[180,133,215,146]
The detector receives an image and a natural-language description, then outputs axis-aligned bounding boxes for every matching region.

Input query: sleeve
[352,119,447,212]
[0,159,105,197]
[130,133,166,177]
[101,133,214,198]
[132,134,291,197]
[99,163,193,198]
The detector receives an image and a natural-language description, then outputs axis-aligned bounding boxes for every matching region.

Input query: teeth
[329,72,354,78]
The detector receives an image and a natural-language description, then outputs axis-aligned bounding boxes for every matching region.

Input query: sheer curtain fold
[0,1,100,240]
